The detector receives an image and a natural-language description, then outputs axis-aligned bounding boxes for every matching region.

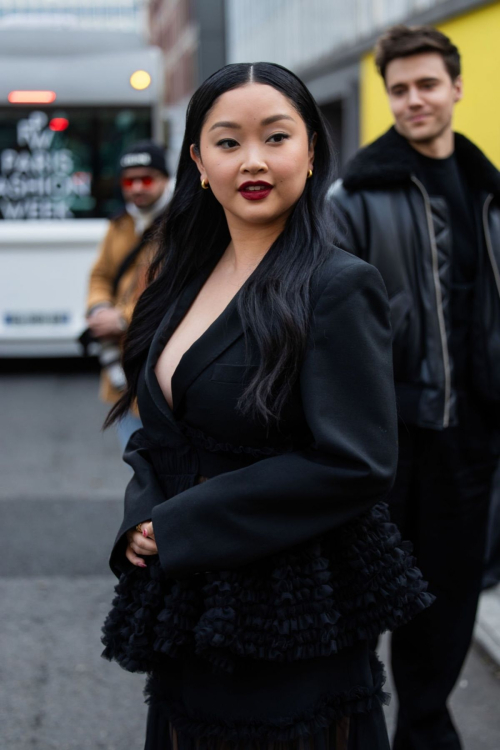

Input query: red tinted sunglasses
[121,175,155,188]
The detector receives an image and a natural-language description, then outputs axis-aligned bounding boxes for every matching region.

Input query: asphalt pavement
[1,364,499,749]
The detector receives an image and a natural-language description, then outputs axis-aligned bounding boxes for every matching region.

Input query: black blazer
[104,245,433,675]
[111,247,398,576]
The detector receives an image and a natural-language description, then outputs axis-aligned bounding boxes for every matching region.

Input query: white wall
[226,0,448,69]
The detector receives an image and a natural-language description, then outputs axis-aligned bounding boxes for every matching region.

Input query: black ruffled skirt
[103,503,432,749]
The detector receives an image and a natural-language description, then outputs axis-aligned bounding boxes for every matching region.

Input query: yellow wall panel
[360,1,500,167]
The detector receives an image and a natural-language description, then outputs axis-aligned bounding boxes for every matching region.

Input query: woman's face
[190,83,315,229]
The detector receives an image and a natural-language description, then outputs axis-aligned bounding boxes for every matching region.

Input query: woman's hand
[125,521,157,568]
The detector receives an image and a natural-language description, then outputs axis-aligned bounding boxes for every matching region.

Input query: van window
[0,106,151,219]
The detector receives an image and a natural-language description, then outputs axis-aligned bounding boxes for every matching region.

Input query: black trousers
[389,403,497,750]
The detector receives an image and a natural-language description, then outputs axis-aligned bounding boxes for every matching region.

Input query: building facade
[148,0,226,171]
[227,0,499,169]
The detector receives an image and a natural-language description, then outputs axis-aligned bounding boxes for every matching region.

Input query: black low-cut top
[102,246,433,749]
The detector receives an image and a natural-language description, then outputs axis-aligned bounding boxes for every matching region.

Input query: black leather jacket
[330,127,500,430]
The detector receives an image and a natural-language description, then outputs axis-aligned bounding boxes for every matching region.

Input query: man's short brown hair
[375,24,461,82]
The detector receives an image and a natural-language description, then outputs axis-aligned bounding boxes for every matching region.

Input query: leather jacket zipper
[483,193,500,299]
[411,176,452,428]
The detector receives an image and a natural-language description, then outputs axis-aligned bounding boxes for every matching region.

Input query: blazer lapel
[145,267,214,426]
[145,256,248,419]
[171,292,245,413]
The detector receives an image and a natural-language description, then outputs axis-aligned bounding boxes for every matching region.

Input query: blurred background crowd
[0,1,499,749]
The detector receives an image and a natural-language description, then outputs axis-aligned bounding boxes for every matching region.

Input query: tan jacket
[87,212,154,405]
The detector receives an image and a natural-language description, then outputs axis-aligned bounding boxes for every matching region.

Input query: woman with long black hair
[102,62,432,750]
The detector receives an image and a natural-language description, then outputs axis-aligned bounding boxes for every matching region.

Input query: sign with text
[0,111,92,219]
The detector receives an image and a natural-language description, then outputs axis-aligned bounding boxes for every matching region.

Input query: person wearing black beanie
[85,140,172,449]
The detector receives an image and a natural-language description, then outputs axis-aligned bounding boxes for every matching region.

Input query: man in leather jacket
[329,24,500,750]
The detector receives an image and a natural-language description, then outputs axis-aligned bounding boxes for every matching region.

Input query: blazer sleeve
[151,259,398,577]
[109,428,166,576]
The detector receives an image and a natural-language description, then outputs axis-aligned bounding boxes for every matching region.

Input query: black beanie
[119,141,169,177]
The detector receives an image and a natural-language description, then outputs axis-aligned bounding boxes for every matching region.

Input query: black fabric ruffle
[101,559,168,673]
[102,503,433,675]
[143,652,389,747]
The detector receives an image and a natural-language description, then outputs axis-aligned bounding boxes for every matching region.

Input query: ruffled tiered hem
[145,666,388,747]
[102,503,433,675]
[143,650,389,749]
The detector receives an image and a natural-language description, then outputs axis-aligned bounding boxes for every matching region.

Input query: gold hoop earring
[201,179,209,190]
[307,169,313,179]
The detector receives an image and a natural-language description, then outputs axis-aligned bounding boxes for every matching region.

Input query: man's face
[385,52,462,144]
[120,167,168,209]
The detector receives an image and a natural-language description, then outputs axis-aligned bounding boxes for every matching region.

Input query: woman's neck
[223,215,287,274]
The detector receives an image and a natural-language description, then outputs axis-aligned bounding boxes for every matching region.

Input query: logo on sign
[0,111,92,220]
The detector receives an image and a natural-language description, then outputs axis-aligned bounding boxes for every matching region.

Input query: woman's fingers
[142,521,155,540]
[128,529,158,555]
[125,544,147,568]
[124,524,158,568]
[131,540,158,556]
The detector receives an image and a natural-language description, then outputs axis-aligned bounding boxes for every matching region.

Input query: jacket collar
[342,126,500,196]
[126,182,173,236]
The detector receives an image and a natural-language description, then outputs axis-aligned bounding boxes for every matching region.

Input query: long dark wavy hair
[105,62,336,428]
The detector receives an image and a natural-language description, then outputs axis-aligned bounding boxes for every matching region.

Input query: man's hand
[87,307,126,338]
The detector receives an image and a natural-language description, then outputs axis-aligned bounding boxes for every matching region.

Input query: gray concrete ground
[1,366,499,749]
[0,576,146,750]
[476,583,500,667]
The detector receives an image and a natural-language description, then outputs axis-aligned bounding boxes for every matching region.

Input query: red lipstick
[238,181,273,201]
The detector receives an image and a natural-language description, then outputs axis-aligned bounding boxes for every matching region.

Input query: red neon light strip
[8,90,57,104]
